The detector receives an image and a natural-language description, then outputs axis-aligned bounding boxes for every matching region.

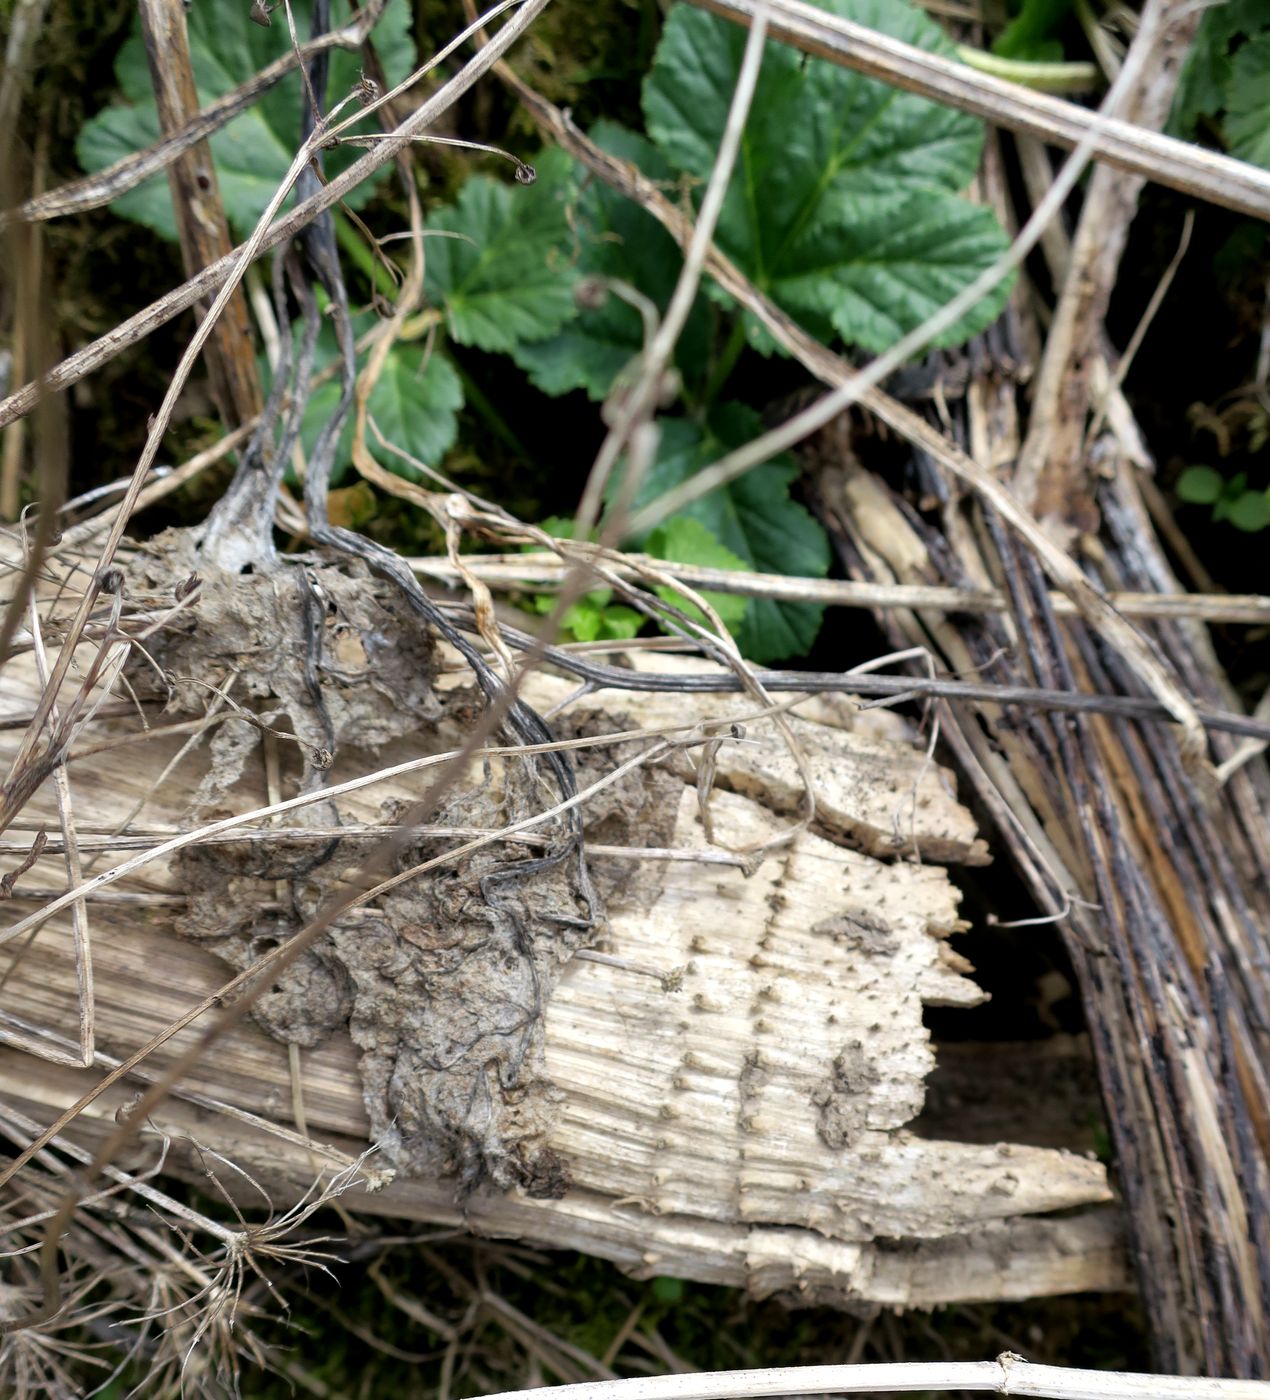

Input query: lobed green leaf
[642,0,1012,353]
[646,515,750,634]
[423,149,580,352]
[510,123,711,400]
[1227,33,1270,169]
[76,0,415,239]
[289,319,463,485]
[614,405,829,662]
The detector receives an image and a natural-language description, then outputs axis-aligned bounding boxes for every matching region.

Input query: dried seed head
[574,278,608,312]
[656,366,682,409]
[514,162,537,186]
[97,565,124,595]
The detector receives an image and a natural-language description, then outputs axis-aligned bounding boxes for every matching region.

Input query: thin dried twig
[5,576,95,1069]
[136,0,264,431]
[410,551,1270,626]
[0,0,555,856]
[0,825,753,866]
[1013,0,1200,513]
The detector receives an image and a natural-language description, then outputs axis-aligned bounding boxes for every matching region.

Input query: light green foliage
[1175,465,1227,505]
[532,513,750,643]
[75,0,415,238]
[614,407,829,663]
[642,0,1012,353]
[532,517,645,643]
[1177,465,1270,532]
[423,150,580,352]
[645,515,750,635]
[510,123,711,399]
[536,589,646,643]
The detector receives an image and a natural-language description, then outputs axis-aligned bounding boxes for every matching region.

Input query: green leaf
[594,606,645,640]
[1169,0,1270,141]
[550,595,644,643]
[537,515,582,540]
[423,149,580,352]
[1176,465,1226,504]
[511,123,711,399]
[1212,471,1248,522]
[290,319,463,485]
[1227,33,1270,168]
[561,598,605,642]
[531,517,645,641]
[76,0,415,239]
[1169,10,1235,136]
[642,0,1012,354]
[1228,489,1270,532]
[613,404,829,662]
[993,0,1074,61]
[646,516,750,634]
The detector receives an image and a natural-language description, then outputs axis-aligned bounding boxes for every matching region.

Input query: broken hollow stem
[477,1360,1270,1400]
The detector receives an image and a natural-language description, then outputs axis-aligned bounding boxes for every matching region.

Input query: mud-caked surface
[130,531,442,805]
[135,534,681,1196]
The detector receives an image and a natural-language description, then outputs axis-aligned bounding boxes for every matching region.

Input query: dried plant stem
[0,126,336,837]
[0,712,744,945]
[56,424,252,548]
[0,714,739,1201]
[137,0,264,432]
[0,1102,239,1247]
[410,552,1270,626]
[0,0,555,857]
[0,0,391,227]
[0,826,752,866]
[1014,0,1199,513]
[10,583,94,1069]
[479,1359,1270,1400]
[0,1009,357,1167]
[573,2,769,537]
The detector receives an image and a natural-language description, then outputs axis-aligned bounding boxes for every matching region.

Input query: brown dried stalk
[1013,0,1200,513]
[136,0,264,432]
[409,551,1270,626]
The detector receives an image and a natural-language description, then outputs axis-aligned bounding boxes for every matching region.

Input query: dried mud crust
[130,533,681,1195]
